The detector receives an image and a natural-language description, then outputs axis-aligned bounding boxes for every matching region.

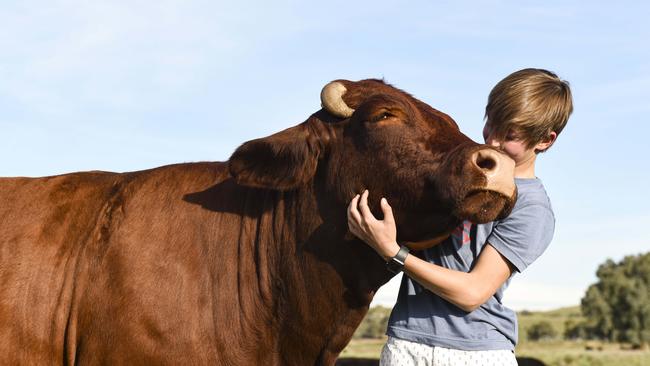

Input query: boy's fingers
[358,190,375,221]
[381,198,395,224]
[347,194,361,223]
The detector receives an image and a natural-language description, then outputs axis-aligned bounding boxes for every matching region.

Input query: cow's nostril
[476,155,497,171]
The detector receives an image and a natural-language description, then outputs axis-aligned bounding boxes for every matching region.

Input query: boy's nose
[486,138,501,149]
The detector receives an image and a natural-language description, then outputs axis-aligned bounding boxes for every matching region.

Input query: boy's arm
[348,190,513,312]
[403,244,513,312]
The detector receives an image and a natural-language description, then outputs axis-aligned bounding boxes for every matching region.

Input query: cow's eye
[371,112,394,122]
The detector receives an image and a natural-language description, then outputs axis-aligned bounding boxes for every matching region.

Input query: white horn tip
[321,81,355,118]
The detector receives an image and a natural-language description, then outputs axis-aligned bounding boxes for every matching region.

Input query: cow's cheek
[456,191,510,224]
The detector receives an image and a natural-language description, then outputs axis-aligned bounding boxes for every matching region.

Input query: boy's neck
[514,153,537,179]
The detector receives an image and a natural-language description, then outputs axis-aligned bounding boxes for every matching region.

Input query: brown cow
[0,79,516,365]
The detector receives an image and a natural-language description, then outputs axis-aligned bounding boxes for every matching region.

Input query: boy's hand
[347,190,400,261]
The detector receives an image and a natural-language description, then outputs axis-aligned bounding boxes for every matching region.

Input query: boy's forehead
[484,120,524,141]
[485,118,520,130]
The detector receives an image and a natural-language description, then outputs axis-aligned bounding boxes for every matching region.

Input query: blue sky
[1,0,648,310]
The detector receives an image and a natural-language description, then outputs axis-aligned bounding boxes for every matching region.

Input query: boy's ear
[228,124,321,190]
[535,131,557,153]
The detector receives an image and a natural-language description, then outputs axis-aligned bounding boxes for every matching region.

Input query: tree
[527,321,557,341]
[581,252,650,346]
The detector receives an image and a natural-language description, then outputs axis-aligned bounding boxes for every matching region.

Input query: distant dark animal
[336,358,381,366]
[516,357,547,366]
[0,79,516,365]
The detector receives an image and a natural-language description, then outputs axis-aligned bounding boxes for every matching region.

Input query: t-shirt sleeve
[486,202,555,273]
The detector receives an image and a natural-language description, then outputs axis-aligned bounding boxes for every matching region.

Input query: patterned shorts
[379,336,518,366]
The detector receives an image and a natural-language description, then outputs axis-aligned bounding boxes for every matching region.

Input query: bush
[527,320,558,341]
[564,319,587,340]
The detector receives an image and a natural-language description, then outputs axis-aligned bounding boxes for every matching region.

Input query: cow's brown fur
[0,79,514,365]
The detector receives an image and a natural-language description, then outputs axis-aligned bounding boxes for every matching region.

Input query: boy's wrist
[382,241,401,262]
[386,244,410,274]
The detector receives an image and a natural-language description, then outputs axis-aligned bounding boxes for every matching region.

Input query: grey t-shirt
[386,178,555,351]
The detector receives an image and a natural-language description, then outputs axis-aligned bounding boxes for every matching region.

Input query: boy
[347,68,573,365]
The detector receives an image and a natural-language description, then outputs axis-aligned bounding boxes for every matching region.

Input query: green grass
[517,305,583,342]
[341,306,650,366]
[516,340,649,366]
[340,338,387,359]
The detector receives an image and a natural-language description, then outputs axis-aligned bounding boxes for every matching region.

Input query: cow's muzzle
[471,148,516,199]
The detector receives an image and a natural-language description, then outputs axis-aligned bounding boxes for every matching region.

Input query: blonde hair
[485,68,573,151]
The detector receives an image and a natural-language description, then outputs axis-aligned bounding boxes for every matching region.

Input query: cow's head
[229,79,516,248]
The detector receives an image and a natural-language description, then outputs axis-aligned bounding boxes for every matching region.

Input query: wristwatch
[386,244,410,274]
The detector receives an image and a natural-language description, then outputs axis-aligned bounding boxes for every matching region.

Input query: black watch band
[386,244,409,274]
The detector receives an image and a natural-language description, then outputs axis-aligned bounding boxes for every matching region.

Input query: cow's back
[0,163,237,365]
[0,170,125,364]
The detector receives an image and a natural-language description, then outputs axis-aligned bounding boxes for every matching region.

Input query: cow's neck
[270,184,393,364]
[211,179,391,364]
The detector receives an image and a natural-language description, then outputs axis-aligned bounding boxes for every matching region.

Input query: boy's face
[482,122,536,166]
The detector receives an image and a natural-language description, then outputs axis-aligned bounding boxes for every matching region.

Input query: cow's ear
[228,124,320,190]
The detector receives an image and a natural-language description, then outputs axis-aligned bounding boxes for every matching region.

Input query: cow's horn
[320,81,355,118]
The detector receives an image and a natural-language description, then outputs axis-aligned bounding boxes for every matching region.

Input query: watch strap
[386,244,410,274]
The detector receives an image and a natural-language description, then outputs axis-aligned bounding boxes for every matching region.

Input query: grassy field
[342,338,650,365]
[517,306,583,336]
[341,306,650,366]
[516,340,649,366]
